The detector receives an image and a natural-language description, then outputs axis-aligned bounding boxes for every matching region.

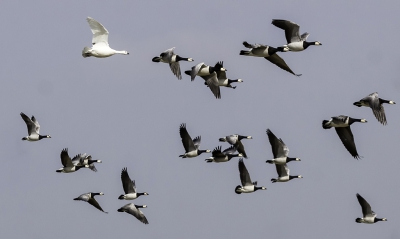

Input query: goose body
[179,123,210,158]
[118,168,149,200]
[219,134,252,158]
[20,112,51,141]
[56,148,88,173]
[322,115,367,159]
[265,129,300,164]
[271,164,302,183]
[82,17,129,58]
[74,192,107,213]
[152,47,193,79]
[235,158,266,194]
[118,203,148,224]
[205,146,242,163]
[353,92,395,125]
[355,193,387,224]
[240,41,301,76]
[271,19,321,52]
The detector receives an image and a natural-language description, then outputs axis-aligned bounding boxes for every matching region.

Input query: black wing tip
[295,73,302,77]
[179,123,186,129]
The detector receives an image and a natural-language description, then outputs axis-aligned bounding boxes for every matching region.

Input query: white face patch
[238,79,243,82]
[389,101,395,104]
[247,136,252,139]
[220,68,226,72]
[296,158,301,161]
[298,175,303,178]
[361,119,367,123]
[188,58,194,62]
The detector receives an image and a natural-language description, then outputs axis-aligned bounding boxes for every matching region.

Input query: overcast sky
[0,0,399,238]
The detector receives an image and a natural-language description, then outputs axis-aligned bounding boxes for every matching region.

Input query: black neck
[289,175,299,180]
[137,192,147,197]
[254,186,263,191]
[268,46,279,54]
[286,157,297,162]
[375,218,385,222]
[348,117,362,125]
[379,98,390,104]
[39,135,48,139]
[238,135,248,140]
[92,192,101,196]
[176,55,189,62]
[197,149,207,155]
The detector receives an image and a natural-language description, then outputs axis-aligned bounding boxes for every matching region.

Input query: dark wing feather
[121,168,135,194]
[356,193,373,217]
[212,146,225,157]
[238,159,252,186]
[20,112,35,135]
[60,148,73,167]
[335,127,360,159]
[235,140,247,158]
[179,124,196,152]
[88,197,107,213]
[271,19,301,43]
[264,54,300,76]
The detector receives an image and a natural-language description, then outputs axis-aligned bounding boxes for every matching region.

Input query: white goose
[82,17,129,58]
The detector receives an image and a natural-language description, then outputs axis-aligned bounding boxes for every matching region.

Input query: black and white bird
[118,167,149,200]
[266,129,300,164]
[73,192,107,213]
[82,17,129,58]
[179,123,210,158]
[271,164,302,183]
[117,203,149,224]
[152,47,193,79]
[322,115,367,159]
[20,112,51,141]
[271,19,321,52]
[219,134,252,158]
[71,153,102,172]
[235,158,266,194]
[353,92,395,125]
[202,61,242,90]
[56,148,88,173]
[205,146,243,163]
[355,193,387,224]
[185,62,226,99]
[240,41,301,76]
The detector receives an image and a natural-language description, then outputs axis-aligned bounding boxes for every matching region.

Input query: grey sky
[0,0,399,238]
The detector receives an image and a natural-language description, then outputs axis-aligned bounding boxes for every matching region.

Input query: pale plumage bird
[152,47,193,79]
[118,168,149,200]
[82,17,129,58]
[353,92,395,125]
[118,203,149,224]
[235,158,266,194]
[322,115,367,159]
[271,19,322,52]
[20,112,51,141]
[74,192,107,213]
[355,193,387,224]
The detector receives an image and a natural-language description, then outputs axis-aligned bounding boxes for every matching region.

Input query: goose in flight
[118,203,149,224]
[271,19,321,52]
[355,193,387,224]
[271,164,302,183]
[71,153,102,172]
[205,146,242,163]
[185,62,226,99]
[118,167,149,200]
[56,148,88,173]
[353,92,395,125]
[152,47,193,79]
[82,17,129,58]
[203,61,243,89]
[322,115,367,159]
[266,129,300,164]
[240,41,301,76]
[20,112,51,141]
[219,134,252,158]
[235,158,266,194]
[179,123,210,158]
[74,192,107,213]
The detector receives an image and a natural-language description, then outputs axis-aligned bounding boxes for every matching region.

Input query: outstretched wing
[356,193,373,217]
[335,127,360,159]
[87,17,109,45]
[264,54,300,76]
[179,123,196,152]
[193,136,201,149]
[121,168,136,194]
[271,19,301,43]
[238,159,252,186]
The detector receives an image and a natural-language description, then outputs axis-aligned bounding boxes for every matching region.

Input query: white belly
[287,42,304,52]
[241,185,255,193]
[91,45,115,58]
[272,157,287,164]
[197,67,210,76]
[277,176,289,182]
[185,150,198,158]
[123,193,138,200]
[218,79,229,86]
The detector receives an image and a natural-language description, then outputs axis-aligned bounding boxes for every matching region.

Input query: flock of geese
[20,16,395,225]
